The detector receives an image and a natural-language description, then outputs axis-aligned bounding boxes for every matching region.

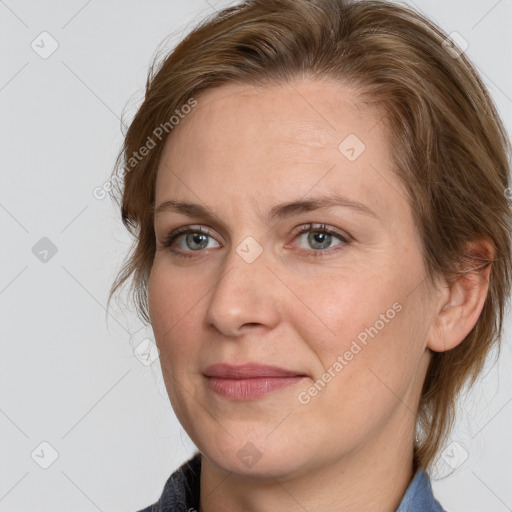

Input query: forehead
[154,79,402,218]
[162,78,383,153]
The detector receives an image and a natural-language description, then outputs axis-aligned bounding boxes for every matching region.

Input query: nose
[205,241,281,338]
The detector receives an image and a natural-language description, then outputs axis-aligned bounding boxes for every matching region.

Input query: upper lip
[203,363,305,379]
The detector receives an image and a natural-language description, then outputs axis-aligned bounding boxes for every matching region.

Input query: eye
[160,223,351,260]
[290,223,351,258]
[161,225,220,257]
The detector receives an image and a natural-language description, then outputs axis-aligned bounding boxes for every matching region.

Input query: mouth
[203,363,307,401]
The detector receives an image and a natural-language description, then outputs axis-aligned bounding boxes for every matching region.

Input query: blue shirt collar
[396,468,446,511]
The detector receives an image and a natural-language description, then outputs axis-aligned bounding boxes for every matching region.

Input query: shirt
[136,452,446,512]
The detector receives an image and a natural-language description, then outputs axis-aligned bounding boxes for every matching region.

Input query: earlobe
[427,241,493,353]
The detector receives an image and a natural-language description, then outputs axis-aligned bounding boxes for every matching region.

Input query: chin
[197,430,318,481]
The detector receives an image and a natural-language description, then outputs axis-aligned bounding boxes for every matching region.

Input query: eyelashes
[160,223,352,260]
[162,225,217,254]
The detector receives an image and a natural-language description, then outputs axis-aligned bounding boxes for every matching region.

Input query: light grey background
[0,1,511,511]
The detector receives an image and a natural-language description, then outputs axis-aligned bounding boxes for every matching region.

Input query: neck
[198,415,416,512]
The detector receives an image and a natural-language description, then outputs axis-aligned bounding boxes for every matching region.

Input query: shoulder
[396,469,446,512]
[135,452,202,512]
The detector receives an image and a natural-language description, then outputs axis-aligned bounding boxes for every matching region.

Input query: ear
[427,239,494,353]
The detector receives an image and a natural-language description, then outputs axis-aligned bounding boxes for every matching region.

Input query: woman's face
[148,79,441,478]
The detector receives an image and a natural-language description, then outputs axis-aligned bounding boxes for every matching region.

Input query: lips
[203,363,307,400]
[203,363,305,379]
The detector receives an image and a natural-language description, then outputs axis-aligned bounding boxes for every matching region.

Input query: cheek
[298,263,424,389]
[147,259,202,357]
[147,260,204,418]
[294,268,399,351]
[302,294,425,437]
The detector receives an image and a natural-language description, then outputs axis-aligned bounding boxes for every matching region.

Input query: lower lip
[206,376,305,400]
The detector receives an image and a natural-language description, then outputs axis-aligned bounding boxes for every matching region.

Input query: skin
[148,78,491,512]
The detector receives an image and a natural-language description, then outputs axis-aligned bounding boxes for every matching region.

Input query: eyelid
[287,222,352,245]
[160,224,222,248]
[159,223,350,246]
[160,222,352,260]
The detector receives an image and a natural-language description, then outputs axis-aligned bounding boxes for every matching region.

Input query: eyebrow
[154,192,378,223]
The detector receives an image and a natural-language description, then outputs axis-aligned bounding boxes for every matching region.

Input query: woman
[108,0,512,510]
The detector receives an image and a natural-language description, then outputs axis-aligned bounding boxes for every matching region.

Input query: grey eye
[179,232,218,251]
[297,230,343,251]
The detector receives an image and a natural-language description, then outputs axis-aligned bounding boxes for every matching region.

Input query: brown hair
[108,0,512,470]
